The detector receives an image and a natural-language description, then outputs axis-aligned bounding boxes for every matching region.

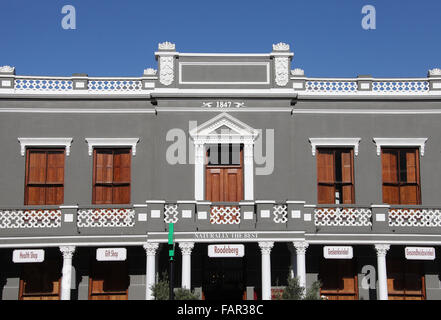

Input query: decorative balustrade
[0,209,61,229]
[389,208,441,227]
[372,80,429,93]
[210,205,241,224]
[77,208,135,228]
[314,207,372,227]
[305,79,358,93]
[273,204,288,223]
[15,77,73,92]
[88,78,143,92]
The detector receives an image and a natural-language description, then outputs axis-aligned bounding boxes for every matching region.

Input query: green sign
[168,223,174,260]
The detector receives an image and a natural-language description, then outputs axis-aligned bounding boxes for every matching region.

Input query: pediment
[189,113,259,140]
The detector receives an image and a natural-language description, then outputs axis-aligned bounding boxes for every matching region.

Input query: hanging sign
[324,246,353,259]
[405,247,435,260]
[208,244,245,258]
[96,248,127,261]
[13,249,45,263]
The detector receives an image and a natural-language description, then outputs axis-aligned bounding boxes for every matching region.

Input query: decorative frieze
[314,207,372,227]
[0,209,61,229]
[164,204,179,223]
[77,208,135,228]
[210,206,241,224]
[273,205,288,223]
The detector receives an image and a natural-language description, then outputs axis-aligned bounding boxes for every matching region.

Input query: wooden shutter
[382,150,399,204]
[93,150,113,204]
[317,149,335,204]
[25,149,64,205]
[112,149,131,204]
[45,151,65,205]
[341,149,355,204]
[400,149,420,205]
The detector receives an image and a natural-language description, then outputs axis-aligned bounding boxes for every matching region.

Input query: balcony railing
[0,202,441,237]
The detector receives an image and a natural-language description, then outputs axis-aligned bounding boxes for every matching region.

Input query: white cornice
[373,138,428,156]
[18,137,73,156]
[309,138,361,156]
[85,138,140,156]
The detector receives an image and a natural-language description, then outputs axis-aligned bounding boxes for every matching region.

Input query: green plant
[174,288,200,300]
[150,272,200,300]
[151,271,170,300]
[278,276,323,300]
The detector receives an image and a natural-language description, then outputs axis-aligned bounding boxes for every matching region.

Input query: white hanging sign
[405,247,435,260]
[13,249,45,263]
[323,246,353,259]
[96,248,127,261]
[208,244,244,258]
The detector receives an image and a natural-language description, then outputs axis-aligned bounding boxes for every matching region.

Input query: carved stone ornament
[258,241,274,255]
[179,242,195,255]
[158,41,176,51]
[143,242,159,256]
[375,244,390,257]
[143,68,157,76]
[0,65,15,74]
[275,57,289,86]
[272,42,290,51]
[159,56,174,86]
[59,245,76,259]
[291,68,305,76]
[429,68,441,76]
[293,241,309,255]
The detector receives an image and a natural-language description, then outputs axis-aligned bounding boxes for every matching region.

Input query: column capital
[375,244,390,257]
[293,241,309,254]
[143,242,160,256]
[179,242,195,255]
[59,246,75,259]
[258,241,274,255]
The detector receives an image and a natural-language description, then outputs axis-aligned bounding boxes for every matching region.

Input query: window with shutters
[93,148,131,204]
[25,148,65,205]
[317,148,355,204]
[381,148,421,205]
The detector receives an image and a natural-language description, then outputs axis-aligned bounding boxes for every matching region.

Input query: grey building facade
[0,42,441,300]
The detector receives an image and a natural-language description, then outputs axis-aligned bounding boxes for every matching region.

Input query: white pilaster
[244,142,254,200]
[194,143,205,201]
[258,241,274,300]
[59,245,75,300]
[179,242,195,290]
[144,242,159,300]
[293,241,309,289]
[375,244,390,300]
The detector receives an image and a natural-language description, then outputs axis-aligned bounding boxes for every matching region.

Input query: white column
[293,241,309,289]
[287,243,297,278]
[375,244,390,300]
[244,142,254,200]
[144,242,159,300]
[179,242,194,290]
[258,241,274,300]
[59,245,75,300]
[194,143,205,200]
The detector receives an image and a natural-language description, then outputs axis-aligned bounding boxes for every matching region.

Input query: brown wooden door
[387,259,426,300]
[205,145,243,202]
[19,261,61,300]
[88,261,129,300]
[319,259,358,300]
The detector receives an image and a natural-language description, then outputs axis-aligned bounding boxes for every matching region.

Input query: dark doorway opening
[202,256,246,300]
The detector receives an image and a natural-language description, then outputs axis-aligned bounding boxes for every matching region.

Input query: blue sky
[0,0,440,77]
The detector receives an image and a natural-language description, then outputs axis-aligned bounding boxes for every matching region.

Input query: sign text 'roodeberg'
[96,248,127,261]
[323,246,353,259]
[12,249,45,263]
[405,247,436,260]
[208,244,245,258]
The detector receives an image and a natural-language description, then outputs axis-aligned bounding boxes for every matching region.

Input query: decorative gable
[189,113,259,144]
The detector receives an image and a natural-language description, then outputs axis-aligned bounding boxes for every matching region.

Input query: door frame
[189,113,259,201]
